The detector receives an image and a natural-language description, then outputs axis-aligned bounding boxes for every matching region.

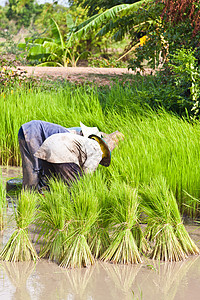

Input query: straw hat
[89,131,124,167]
[80,122,124,167]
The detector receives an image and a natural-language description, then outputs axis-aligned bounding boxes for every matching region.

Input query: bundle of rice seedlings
[101,182,147,264]
[36,178,72,263]
[59,231,95,268]
[87,172,111,259]
[0,190,38,262]
[59,175,100,268]
[140,176,199,262]
[0,175,7,232]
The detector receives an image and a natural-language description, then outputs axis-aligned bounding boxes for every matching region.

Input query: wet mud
[1,167,200,300]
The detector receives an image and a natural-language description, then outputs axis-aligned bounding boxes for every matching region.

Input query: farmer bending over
[18,120,123,191]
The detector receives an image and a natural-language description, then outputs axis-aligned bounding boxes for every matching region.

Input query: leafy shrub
[0,58,38,92]
[168,48,200,118]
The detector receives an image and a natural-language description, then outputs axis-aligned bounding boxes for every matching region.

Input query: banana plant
[18,15,86,67]
[73,0,153,41]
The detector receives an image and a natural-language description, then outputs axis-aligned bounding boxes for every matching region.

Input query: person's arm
[82,139,103,174]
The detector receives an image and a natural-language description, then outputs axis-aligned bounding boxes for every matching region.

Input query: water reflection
[137,256,200,300]
[101,262,142,299]
[32,261,96,300]
[0,261,36,300]
[0,251,200,299]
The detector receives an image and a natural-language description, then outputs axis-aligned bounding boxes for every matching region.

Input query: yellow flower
[11,90,13,94]
[140,35,148,46]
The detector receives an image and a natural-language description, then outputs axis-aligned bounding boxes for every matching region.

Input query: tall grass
[2,82,200,214]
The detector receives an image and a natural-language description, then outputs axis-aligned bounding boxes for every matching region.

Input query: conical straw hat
[101,131,124,152]
[89,131,124,167]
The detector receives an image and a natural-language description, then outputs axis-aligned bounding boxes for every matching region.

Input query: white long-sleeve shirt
[34,132,103,174]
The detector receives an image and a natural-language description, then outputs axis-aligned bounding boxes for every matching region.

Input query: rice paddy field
[1,76,200,298]
[1,80,200,214]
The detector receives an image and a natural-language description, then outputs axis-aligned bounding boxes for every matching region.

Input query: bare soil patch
[16,66,154,86]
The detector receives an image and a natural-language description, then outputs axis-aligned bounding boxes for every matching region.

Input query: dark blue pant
[18,127,82,190]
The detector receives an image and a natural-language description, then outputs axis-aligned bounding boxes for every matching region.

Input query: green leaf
[50,18,65,49]
[43,41,62,53]
[73,1,153,39]
[28,44,48,56]
[18,43,26,50]
[66,13,74,30]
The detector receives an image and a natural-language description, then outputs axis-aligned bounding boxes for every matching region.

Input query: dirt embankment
[15,66,155,85]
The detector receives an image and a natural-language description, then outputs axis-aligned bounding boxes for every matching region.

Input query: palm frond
[73,4,131,40]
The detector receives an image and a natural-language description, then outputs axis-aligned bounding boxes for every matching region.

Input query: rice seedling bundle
[86,171,111,259]
[36,179,72,262]
[140,177,199,262]
[0,190,38,262]
[37,175,103,268]
[59,175,101,268]
[101,182,146,264]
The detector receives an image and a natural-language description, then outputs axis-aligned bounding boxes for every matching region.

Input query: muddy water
[1,167,200,300]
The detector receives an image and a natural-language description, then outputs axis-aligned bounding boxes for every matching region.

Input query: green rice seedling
[0,175,7,232]
[0,190,38,262]
[140,177,199,262]
[59,175,101,268]
[37,174,103,268]
[3,81,200,219]
[101,182,146,264]
[86,171,111,258]
[105,109,200,216]
[36,178,72,263]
